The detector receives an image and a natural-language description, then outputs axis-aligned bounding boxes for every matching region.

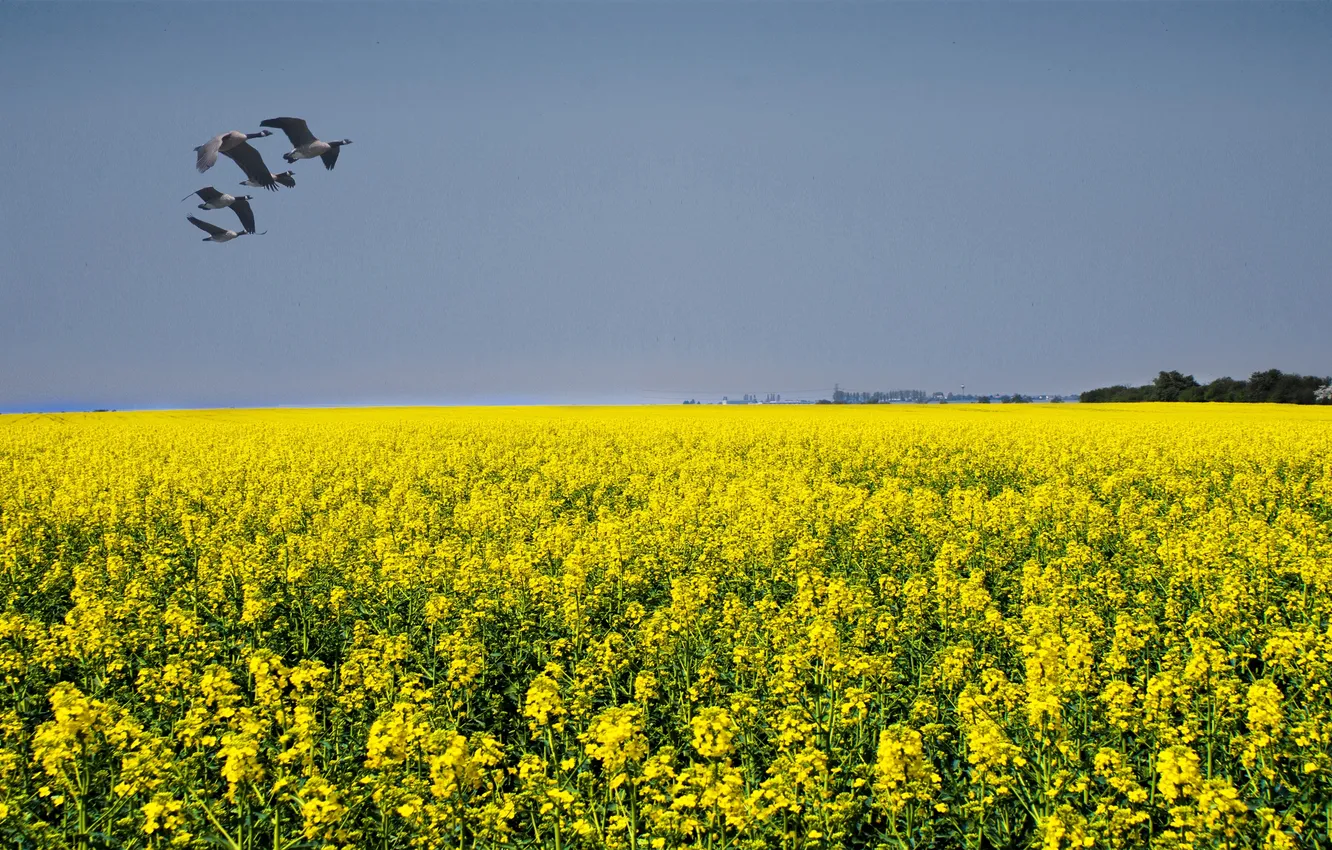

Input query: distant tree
[1152,370,1200,402]
[1246,369,1283,402]
[1081,369,1328,404]
[1081,386,1120,403]
[1080,384,1149,403]
[977,396,991,404]
[1049,396,1064,403]
[1203,377,1246,402]
[1245,369,1323,404]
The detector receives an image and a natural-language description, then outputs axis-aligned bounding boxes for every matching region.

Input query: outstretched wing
[275,172,296,189]
[229,197,256,234]
[182,186,223,203]
[222,142,278,190]
[260,117,316,148]
[187,215,228,237]
[320,146,341,171]
[195,134,223,172]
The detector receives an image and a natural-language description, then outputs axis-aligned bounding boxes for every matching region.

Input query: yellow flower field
[2,403,1331,849]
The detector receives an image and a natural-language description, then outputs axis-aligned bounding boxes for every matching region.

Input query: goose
[220,141,291,191]
[194,129,272,173]
[261,117,353,170]
[240,170,296,191]
[181,186,243,210]
[224,197,256,234]
[181,187,256,233]
[187,215,264,243]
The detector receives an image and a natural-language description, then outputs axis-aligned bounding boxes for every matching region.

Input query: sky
[1,1,1330,411]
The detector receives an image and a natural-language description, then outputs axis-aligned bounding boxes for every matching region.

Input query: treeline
[1082,369,1332,404]
[977,394,1035,404]
[831,387,928,403]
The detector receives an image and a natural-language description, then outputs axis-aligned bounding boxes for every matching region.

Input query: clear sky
[2,1,1329,410]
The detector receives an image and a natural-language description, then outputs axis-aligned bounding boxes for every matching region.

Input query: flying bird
[260,117,353,170]
[240,170,296,191]
[194,129,272,173]
[181,187,256,233]
[223,196,256,234]
[186,215,264,243]
[221,141,291,191]
[182,186,243,209]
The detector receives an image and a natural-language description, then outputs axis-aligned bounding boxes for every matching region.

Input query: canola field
[3,403,1332,850]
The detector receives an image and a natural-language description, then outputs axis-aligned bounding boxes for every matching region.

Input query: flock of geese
[183,117,352,243]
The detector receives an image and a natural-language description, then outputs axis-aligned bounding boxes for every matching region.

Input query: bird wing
[320,146,341,171]
[261,117,316,148]
[187,215,228,237]
[275,171,296,188]
[229,197,256,234]
[195,134,223,172]
[222,142,278,190]
[187,186,223,203]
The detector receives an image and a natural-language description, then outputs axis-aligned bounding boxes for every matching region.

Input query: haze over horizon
[2,1,1330,412]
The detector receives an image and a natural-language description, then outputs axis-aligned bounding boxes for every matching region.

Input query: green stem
[977,778,985,850]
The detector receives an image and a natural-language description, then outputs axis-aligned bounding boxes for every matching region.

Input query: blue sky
[1,1,1330,410]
